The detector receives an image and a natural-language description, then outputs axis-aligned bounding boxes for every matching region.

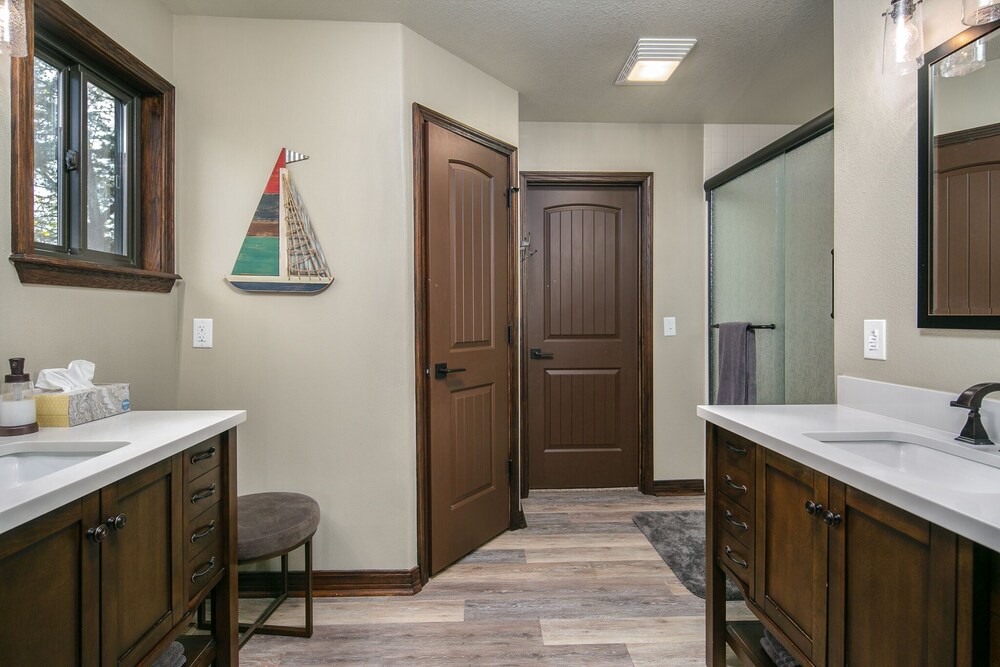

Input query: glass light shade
[963,0,1000,26]
[938,38,986,77]
[0,0,26,58]
[626,60,680,83]
[882,0,925,75]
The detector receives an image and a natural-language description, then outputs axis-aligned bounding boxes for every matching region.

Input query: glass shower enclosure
[707,114,835,405]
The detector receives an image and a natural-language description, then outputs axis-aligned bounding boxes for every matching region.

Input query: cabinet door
[756,450,828,666]
[827,482,958,667]
[0,494,101,667]
[100,457,184,667]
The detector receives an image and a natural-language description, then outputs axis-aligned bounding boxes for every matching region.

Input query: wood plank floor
[240,489,749,666]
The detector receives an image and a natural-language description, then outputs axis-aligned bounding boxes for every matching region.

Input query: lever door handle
[530,348,554,360]
[434,363,466,380]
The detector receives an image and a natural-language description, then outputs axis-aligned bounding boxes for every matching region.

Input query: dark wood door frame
[413,104,520,585]
[519,171,654,497]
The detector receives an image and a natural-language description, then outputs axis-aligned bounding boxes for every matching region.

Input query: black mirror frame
[917,19,1000,329]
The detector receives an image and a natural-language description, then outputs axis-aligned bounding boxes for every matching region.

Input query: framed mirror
[918,19,1000,329]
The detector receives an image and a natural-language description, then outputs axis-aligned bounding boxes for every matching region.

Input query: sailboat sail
[225,148,333,293]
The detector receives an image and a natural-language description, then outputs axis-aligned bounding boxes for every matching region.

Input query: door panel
[525,186,639,488]
[427,122,510,574]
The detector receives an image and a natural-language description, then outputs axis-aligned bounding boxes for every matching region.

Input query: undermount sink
[0,441,130,490]
[803,431,1000,495]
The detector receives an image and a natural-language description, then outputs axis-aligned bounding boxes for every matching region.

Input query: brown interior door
[524,185,639,489]
[426,122,511,574]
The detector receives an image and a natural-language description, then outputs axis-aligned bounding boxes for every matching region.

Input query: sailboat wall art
[225,148,334,294]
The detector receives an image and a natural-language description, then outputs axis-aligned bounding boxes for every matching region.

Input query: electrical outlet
[863,319,886,360]
[193,318,213,349]
[663,317,677,337]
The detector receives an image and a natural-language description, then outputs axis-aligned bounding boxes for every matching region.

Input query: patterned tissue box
[35,384,131,427]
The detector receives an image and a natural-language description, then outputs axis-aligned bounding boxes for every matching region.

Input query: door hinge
[504,186,520,208]
[507,324,514,345]
[508,458,514,480]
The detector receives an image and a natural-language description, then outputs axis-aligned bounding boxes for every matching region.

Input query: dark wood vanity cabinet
[0,429,238,667]
[707,424,983,667]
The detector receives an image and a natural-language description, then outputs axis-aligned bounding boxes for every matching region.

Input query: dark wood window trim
[10,0,178,293]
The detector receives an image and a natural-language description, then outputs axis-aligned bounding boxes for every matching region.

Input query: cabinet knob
[107,513,127,532]
[823,510,842,528]
[804,500,824,516]
[88,524,109,543]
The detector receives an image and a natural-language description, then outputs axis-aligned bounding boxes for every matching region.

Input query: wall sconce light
[0,0,27,58]
[882,0,925,75]
[963,0,1000,25]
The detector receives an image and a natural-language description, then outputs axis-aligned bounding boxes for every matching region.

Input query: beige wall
[834,0,1000,394]
[0,0,179,411]
[518,122,706,481]
[174,17,518,570]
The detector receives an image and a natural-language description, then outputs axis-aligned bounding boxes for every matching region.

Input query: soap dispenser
[0,358,38,436]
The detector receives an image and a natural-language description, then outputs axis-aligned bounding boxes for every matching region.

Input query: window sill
[9,253,180,293]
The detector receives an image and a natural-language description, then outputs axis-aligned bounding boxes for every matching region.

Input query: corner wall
[0,0,179,410]
[517,122,706,481]
[834,0,1000,394]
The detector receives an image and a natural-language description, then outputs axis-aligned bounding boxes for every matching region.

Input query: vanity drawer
[184,435,222,481]
[187,540,223,603]
[186,501,221,562]
[717,455,754,512]
[717,430,755,473]
[717,534,754,596]
[186,466,221,520]
[717,493,754,550]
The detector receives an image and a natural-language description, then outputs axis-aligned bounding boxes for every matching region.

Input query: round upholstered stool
[236,492,320,647]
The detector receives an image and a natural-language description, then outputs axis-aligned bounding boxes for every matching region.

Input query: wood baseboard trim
[651,479,705,496]
[239,567,423,598]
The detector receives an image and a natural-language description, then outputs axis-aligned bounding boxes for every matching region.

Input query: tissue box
[35,384,131,427]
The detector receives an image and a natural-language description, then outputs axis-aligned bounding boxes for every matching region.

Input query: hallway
[241,489,748,665]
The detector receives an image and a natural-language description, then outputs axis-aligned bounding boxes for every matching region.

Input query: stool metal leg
[239,538,314,645]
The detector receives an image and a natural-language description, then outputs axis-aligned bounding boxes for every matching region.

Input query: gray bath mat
[633,510,742,601]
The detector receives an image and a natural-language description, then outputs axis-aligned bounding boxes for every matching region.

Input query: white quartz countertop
[0,410,246,536]
[698,403,1000,552]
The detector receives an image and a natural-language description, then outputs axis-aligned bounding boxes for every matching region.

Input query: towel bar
[710,323,776,330]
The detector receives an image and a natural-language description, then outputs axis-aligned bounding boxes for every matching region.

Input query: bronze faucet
[951,383,1000,446]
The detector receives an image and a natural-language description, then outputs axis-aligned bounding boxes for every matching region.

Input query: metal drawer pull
[805,500,824,516]
[724,475,748,494]
[191,557,216,582]
[190,520,216,543]
[88,524,109,543]
[190,483,217,503]
[724,545,748,569]
[724,441,748,456]
[190,447,216,464]
[107,513,127,532]
[823,510,842,528]
[724,509,749,532]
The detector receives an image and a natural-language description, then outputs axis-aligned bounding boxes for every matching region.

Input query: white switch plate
[663,317,676,337]
[193,318,213,349]
[863,319,886,360]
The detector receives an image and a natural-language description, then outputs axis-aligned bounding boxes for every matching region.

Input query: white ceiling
[163,0,833,124]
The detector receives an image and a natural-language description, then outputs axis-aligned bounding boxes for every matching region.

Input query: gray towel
[717,322,757,405]
[760,629,801,667]
[151,642,186,667]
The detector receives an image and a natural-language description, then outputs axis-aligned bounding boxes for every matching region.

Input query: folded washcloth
[151,641,186,667]
[761,629,801,667]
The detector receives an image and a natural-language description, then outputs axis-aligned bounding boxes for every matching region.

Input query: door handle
[530,348,554,360]
[434,362,466,380]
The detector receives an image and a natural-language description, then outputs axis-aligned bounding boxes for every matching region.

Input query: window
[11,0,177,292]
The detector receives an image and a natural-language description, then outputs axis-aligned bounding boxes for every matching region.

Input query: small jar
[0,358,38,435]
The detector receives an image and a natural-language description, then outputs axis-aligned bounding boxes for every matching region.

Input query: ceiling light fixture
[615,38,697,86]
[963,0,1000,25]
[882,0,924,75]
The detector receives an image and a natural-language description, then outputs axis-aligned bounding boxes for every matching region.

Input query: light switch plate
[863,319,886,360]
[663,317,676,337]
[193,318,213,349]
